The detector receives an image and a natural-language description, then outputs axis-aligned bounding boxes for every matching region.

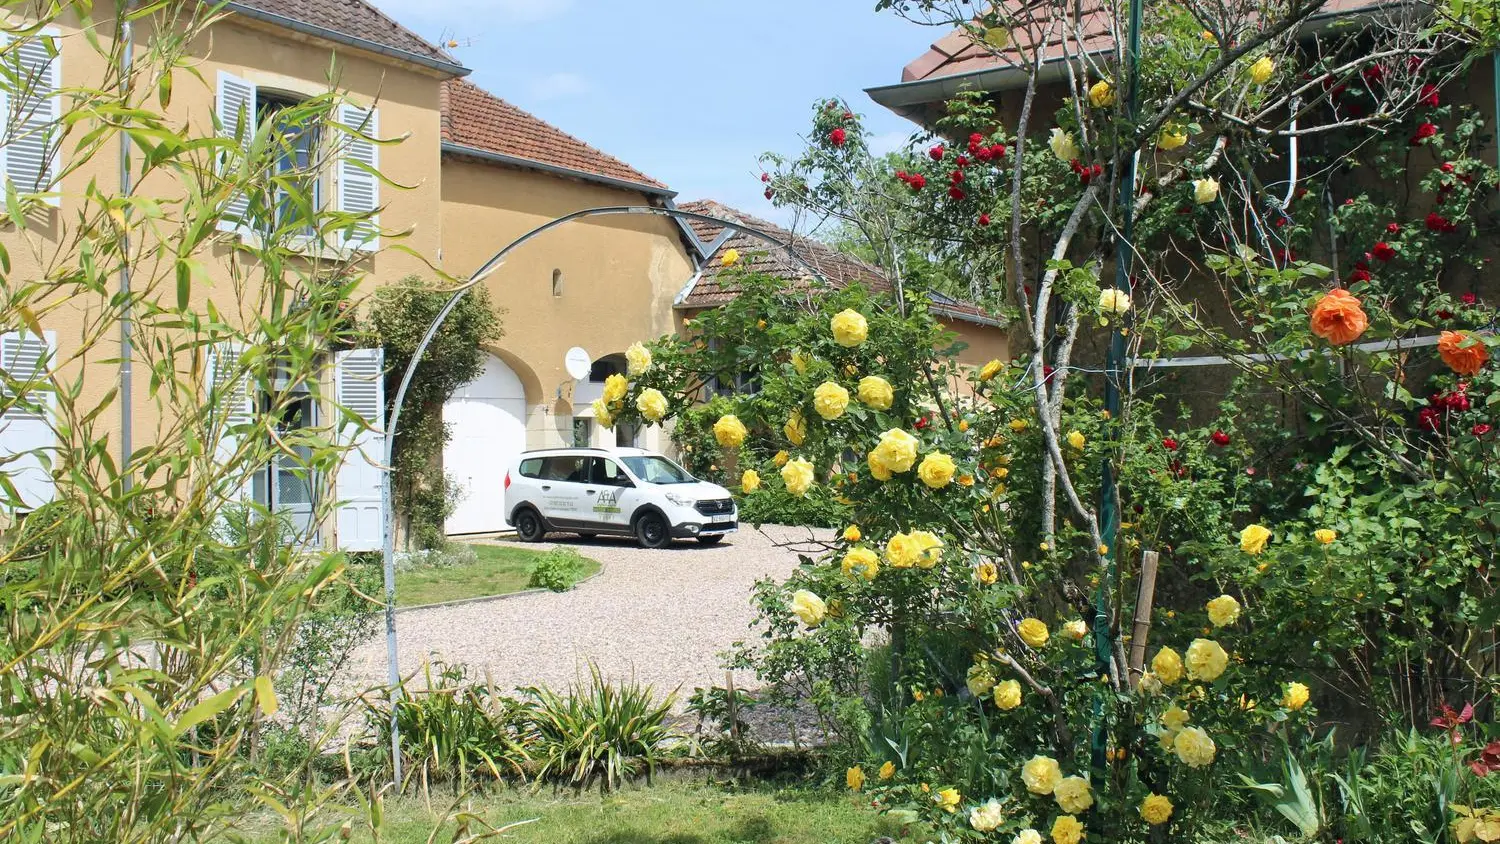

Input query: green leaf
[173,686,247,738]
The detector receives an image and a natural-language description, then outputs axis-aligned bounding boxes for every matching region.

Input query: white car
[503,446,738,548]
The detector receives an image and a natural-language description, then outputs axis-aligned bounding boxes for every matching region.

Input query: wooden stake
[725,670,740,743]
[1128,550,1159,687]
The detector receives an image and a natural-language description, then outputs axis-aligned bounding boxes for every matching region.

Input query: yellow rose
[772,450,790,467]
[871,428,920,473]
[976,562,999,585]
[1088,79,1115,108]
[781,457,815,497]
[591,398,615,430]
[713,414,748,448]
[878,760,896,780]
[1193,177,1220,205]
[843,524,861,542]
[1010,418,1029,432]
[1140,793,1174,825]
[1054,776,1094,814]
[857,375,894,410]
[740,469,760,493]
[1049,127,1080,162]
[636,387,668,422]
[910,530,945,568]
[1186,638,1229,682]
[1314,528,1337,545]
[867,450,893,481]
[935,787,962,813]
[917,452,957,489]
[1051,814,1085,844]
[966,663,997,697]
[1206,594,1240,627]
[1240,523,1272,554]
[791,351,810,375]
[1249,55,1275,85]
[1098,288,1131,315]
[790,589,825,627]
[1138,672,1163,694]
[884,533,919,568]
[1018,617,1049,648]
[1021,755,1062,794]
[1014,830,1043,844]
[1283,681,1310,711]
[830,308,869,348]
[1158,128,1188,150]
[993,679,1022,710]
[1152,647,1184,685]
[783,411,806,446]
[969,798,1005,832]
[1063,619,1088,641]
[1161,705,1190,731]
[979,359,1003,381]
[625,342,652,375]
[602,373,628,406]
[846,765,864,791]
[813,381,850,420]
[842,546,879,581]
[1066,431,1086,450]
[1173,726,1217,767]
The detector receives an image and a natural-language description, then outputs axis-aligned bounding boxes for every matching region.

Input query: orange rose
[1439,330,1490,375]
[1308,288,1368,346]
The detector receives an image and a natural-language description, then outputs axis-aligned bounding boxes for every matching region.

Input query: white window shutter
[3,29,62,206]
[206,342,254,502]
[0,330,56,510]
[337,104,379,251]
[216,70,256,233]
[334,347,385,551]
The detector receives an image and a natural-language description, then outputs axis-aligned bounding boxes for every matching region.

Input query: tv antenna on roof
[436,28,478,50]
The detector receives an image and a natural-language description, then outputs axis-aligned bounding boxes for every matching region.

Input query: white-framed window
[0,27,62,206]
[0,330,57,511]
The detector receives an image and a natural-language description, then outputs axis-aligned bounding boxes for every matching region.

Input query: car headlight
[664,492,695,508]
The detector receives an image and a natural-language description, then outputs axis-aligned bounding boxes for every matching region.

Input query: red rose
[1362,63,1386,83]
[764,187,774,200]
[949,186,967,200]
[830,127,847,147]
[1348,267,1372,283]
[951,170,965,184]
[1426,212,1454,232]
[1420,84,1440,106]
[908,173,926,191]
[975,146,994,162]
[1343,198,1355,206]
[760,172,770,183]
[929,144,945,161]
[990,143,1006,158]
[1411,122,1437,145]
[956,155,970,168]
[1448,392,1471,412]
[1437,309,1454,320]
[968,132,984,153]
[1418,407,1442,431]
[1162,437,1179,451]
[1372,242,1397,261]
[1211,430,1230,446]
[1386,222,1401,234]
[1476,423,1494,436]
[978,213,991,226]
[1461,292,1477,305]
[1408,56,1424,71]
[1442,162,1455,173]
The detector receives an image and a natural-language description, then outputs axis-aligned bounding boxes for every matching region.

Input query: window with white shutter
[205,342,254,502]
[0,330,56,510]
[333,347,385,551]
[336,104,379,252]
[215,71,256,233]
[0,29,62,206]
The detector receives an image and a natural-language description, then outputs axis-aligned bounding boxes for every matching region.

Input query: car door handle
[584,489,597,495]
[541,485,552,491]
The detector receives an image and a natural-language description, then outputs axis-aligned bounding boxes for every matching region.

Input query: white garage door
[443,354,527,535]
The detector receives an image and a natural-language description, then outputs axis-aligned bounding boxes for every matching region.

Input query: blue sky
[368,0,933,222]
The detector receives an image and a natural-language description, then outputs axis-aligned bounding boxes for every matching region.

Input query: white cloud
[526,72,590,102]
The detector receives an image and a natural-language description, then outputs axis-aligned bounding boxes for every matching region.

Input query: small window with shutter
[0,330,57,510]
[0,28,62,206]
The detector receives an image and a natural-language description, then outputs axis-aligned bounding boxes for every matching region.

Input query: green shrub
[520,663,678,793]
[738,483,852,529]
[373,662,531,786]
[528,548,589,592]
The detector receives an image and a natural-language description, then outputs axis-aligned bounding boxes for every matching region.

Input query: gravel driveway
[343,524,829,702]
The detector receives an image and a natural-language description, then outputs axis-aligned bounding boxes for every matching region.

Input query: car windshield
[621,455,696,485]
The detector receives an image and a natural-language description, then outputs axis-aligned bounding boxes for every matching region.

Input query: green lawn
[280,780,917,844]
[395,544,600,607]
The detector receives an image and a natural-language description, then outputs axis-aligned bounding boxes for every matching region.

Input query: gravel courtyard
[343,524,830,700]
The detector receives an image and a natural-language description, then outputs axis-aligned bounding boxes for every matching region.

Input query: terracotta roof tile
[226,0,464,71]
[441,79,667,190]
[676,200,999,326]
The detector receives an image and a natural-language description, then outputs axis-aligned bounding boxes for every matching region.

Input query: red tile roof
[440,79,668,191]
[676,200,999,327]
[225,0,465,73]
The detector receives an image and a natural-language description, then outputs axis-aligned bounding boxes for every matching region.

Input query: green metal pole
[1093,0,1143,773]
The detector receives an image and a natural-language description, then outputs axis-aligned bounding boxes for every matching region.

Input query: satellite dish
[564,347,592,381]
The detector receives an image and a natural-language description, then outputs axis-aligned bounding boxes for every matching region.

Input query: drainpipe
[119,16,134,488]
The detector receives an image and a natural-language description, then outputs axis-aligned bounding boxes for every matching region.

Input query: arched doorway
[443,353,528,534]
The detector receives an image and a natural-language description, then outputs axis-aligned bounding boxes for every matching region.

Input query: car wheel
[696,535,725,546]
[513,507,546,542]
[634,512,670,549]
